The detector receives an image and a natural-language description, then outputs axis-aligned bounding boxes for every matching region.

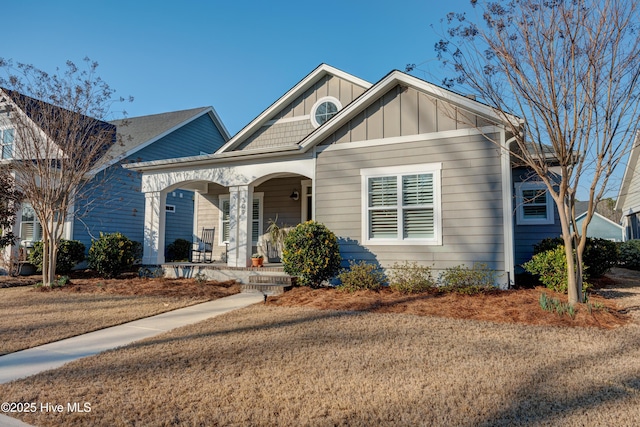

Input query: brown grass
[1,269,640,426]
[0,273,239,355]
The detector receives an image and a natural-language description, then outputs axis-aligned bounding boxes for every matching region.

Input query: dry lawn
[1,269,640,426]
[0,273,239,355]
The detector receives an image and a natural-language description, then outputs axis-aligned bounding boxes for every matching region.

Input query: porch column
[142,191,166,265]
[227,184,253,267]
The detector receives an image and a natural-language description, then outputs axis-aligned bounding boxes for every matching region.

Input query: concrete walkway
[0,292,263,426]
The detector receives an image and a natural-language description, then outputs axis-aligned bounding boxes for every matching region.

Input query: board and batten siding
[236,75,367,151]
[320,86,494,145]
[315,132,506,275]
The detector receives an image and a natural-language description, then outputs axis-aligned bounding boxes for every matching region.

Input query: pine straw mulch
[266,279,630,330]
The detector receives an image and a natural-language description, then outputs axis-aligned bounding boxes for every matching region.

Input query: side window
[1,128,14,159]
[515,182,554,225]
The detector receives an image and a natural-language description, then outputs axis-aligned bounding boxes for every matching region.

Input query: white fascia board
[88,107,219,177]
[123,144,302,172]
[615,131,640,211]
[216,64,372,154]
[298,71,520,153]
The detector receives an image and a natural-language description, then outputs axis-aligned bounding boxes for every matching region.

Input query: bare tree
[0,58,130,286]
[435,0,640,304]
[0,166,22,249]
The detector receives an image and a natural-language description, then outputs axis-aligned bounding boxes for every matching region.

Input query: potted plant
[251,253,264,267]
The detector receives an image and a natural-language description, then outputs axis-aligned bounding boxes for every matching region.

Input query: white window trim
[310,96,342,128]
[515,182,554,225]
[165,204,176,213]
[1,127,14,160]
[218,192,264,245]
[360,163,442,245]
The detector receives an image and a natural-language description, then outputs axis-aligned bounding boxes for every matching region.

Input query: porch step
[241,275,297,295]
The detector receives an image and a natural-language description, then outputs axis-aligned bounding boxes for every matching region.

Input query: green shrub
[282,221,342,287]
[583,238,618,277]
[438,263,498,294]
[533,237,618,278]
[619,240,640,270]
[88,232,139,278]
[29,239,86,274]
[387,261,435,293]
[524,246,591,293]
[337,260,385,292]
[166,238,191,262]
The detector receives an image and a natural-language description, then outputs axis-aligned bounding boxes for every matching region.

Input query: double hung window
[361,164,442,244]
[1,128,14,159]
[515,182,554,225]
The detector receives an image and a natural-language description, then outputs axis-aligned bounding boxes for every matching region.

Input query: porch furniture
[192,228,215,263]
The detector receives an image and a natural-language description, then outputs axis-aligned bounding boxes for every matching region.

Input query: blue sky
[2,0,469,134]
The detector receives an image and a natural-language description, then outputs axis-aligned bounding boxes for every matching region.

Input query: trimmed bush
[282,221,342,287]
[29,239,86,274]
[337,260,385,292]
[388,261,435,293]
[166,238,191,262]
[533,236,618,278]
[438,263,498,294]
[523,246,592,293]
[619,240,640,270]
[583,238,619,277]
[88,232,139,278]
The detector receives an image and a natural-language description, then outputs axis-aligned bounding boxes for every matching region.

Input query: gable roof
[296,69,521,152]
[1,88,117,161]
[90,106,230,174]
[126,66,521,172]
[216,64,372,153]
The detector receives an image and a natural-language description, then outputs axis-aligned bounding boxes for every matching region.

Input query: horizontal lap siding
[256,177,304,233]
[135,114,227,160]
[315,133,506,274]
[73,166,146,251]
[511,168,562,266]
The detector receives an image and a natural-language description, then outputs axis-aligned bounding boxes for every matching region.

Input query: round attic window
[311,97,342,128]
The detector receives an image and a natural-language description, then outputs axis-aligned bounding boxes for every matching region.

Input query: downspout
[502,132,517,288]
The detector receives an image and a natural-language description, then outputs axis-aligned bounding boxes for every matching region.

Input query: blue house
[73,107,230,255]
[6,104,229,266]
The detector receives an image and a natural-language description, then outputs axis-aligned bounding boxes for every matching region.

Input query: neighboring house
[127,64,562,286]
[571,201,624,242]
[616,131,640,240]
[0,91,229,270]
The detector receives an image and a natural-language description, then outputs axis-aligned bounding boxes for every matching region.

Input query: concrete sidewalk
[0,292,263,384]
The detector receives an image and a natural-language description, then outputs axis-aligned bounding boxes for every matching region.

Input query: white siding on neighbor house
[235,75,366,151]
[622,166,640,213]
[315,132,506,275]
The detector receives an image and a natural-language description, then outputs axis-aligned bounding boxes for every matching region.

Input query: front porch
[137,155,315,270]
[163,261,295,295]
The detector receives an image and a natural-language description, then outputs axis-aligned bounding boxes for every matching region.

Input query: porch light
[290,190,299,201]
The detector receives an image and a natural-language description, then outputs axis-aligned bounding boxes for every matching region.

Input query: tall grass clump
[387,261,435,293]
[337,260,385,292]
[438,263,498,294]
